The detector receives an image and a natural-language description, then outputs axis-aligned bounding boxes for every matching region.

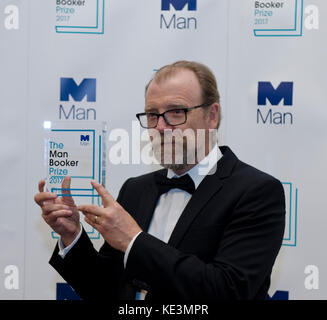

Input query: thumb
[61,176,75,206]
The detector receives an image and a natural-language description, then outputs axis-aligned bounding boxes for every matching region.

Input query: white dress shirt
[58,145,222,298]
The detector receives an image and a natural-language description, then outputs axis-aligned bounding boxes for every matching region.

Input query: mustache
[148,129,187,146]
[148,129,195,166]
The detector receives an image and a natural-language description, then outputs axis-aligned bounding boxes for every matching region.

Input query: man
[34,61,285,300]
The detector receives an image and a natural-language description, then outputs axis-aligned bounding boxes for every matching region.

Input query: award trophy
[44,121,107,239]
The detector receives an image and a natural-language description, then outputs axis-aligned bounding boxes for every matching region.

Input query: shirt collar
[167,144,222,190]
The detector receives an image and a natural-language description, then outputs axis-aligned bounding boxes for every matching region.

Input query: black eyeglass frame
[136,103,212,129]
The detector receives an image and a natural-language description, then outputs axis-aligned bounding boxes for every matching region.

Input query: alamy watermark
[107,121,218,175]
[4,265,19,290]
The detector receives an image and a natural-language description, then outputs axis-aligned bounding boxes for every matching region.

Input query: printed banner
[0,0,325,300]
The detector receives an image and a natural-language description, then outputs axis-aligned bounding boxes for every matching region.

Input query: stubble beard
[150,129,198,172]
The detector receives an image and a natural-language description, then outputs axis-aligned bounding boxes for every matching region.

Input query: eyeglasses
[136,103,211,129]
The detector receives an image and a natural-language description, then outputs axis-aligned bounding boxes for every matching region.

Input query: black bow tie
[154,171,195,196]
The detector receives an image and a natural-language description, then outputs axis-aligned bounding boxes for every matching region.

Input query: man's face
[145,69,217,172]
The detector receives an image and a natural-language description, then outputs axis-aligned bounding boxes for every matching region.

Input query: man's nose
[156,114,171,132]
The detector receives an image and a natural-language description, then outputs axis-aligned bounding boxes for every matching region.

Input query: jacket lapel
[168,146,238,247]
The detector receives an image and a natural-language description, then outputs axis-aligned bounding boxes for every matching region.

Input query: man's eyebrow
[145,106,158,112]
[165,104,186,109]
[145,103,186,112]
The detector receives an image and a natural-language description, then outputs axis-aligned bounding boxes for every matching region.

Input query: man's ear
[209,103,219,129]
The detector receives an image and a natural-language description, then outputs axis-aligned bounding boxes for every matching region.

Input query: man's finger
[38,180,45,193]
[34,192,57,206]
[84,216,97,229]
[61,176,72,196]
[42,203,72,215]
[60,176,76,206]
[91,181,114,208]
[42,209,73,221]
[77,204,105,216]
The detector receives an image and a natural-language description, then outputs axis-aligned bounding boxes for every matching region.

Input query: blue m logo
[80,135,90,142]
[60,78,96,102]
[161,0,197,11]
[258,82,293,106]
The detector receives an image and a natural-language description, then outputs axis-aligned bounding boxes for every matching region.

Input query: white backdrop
[0,0,325,299]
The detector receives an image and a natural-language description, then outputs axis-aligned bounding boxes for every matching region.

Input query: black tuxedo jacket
[50,146,285,300]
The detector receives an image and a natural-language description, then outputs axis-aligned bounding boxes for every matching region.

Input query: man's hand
[78,181,142,252]
[34,176,81,247]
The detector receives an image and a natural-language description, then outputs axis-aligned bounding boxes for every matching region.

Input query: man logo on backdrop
[60,78,96,102]
[161,0,196,11]
[258,82,293,106]
[56,283,81,300]
[267,290,289,300]
[55,0,105,34]
[256,81,294,125]
[253,0,319,36]
[59,77,97,120]
[160,0,198,30]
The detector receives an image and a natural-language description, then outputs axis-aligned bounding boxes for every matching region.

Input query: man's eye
[172,109,183,114]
